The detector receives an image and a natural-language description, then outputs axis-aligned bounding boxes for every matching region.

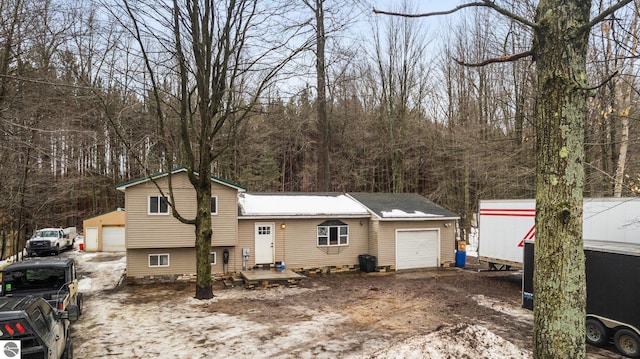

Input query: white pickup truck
[25,227,77,256]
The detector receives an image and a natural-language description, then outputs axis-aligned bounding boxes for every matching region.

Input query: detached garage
[83,209,126,252]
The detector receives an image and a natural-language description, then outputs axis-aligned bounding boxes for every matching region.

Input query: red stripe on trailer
[518,225,536,247]
[480,208,536,217]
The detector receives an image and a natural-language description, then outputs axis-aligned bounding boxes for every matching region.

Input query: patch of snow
[472,294,533,324]
[238,193,369,216]
[70,252,533,358]
[76,253,126,293]
[368,323,531,359]
[72,252,356,358]
[380,209,442,218]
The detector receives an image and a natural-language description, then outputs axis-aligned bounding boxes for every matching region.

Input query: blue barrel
[455,250,466,268]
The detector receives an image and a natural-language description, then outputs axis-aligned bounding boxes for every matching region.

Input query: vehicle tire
[614,328,640,358]
[62,339,73,359]
[585,318,608,347]
[54,245,60,256]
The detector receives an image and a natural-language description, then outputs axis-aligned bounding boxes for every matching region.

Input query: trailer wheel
[585,319,608,347]
[614,328,640,358]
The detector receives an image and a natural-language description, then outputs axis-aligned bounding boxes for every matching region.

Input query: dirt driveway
[71,252,624,358]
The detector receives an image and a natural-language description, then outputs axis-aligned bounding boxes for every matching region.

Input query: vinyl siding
[211,187,239,247]
[124,172,239,249]
[210,246,238,273]
[368,220,379,258]
[126,248,196,277]
[238,218,370,268]
[236,220,254,267]
[375,220,455,268]
[127,247,238,277]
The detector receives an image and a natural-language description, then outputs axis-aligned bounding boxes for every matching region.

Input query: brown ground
[111,258,624,358]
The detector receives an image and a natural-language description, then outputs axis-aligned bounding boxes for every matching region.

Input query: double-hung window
[149,254,170,267]
[211,196,218,215]
[149,195,169,215]
[317,220,349,247]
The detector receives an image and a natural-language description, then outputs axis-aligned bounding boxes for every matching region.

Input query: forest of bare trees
[0,0,638,257]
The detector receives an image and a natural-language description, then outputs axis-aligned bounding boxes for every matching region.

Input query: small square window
[210,252,217,265]
[149,196,169,215]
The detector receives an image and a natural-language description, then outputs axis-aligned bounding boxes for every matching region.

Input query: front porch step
[221,275,244,288]
[241,269,305,289]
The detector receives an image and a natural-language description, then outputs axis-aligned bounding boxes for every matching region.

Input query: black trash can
[358,254,377,273]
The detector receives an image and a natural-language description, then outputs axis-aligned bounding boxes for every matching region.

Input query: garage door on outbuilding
[396,229,439,270]
[102,226,125,252]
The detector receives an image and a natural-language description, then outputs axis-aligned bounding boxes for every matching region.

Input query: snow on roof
[380,209,444,218]
[239,193,369,217]
[347,193,460,220]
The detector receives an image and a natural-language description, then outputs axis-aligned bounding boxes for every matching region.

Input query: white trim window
[148,195,169,215]
[148,254,170,267]
[317,220,349,247]
[211,196,218,215]
[210,252,217,265]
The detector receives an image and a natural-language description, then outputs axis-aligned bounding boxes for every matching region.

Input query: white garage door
[396,230,439,270]
[102,226,125,252]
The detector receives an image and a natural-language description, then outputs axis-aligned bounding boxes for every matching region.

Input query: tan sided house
[116,168,460,282]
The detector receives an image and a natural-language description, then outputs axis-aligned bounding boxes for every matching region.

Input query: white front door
[254,223,274,264]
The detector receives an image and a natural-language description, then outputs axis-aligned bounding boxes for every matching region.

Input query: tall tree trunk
[194,168,213,299]
[313,0,330,191]
[391,148,404,193]
[532,1,590,357]
[613,114,629,197]
[613,14,637,197]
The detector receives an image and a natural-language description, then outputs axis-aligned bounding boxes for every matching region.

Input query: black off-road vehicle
[0,296,79,358]
[1,258,83,313]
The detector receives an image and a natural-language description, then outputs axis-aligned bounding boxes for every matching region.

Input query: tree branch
[578,70,619,91]
[373,1,537,29]
[479,1,537,29]
[582,0,634,32]
[454,50,533,67]
[373,2,487,18]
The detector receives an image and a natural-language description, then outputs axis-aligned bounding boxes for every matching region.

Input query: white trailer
[478,197,640,269]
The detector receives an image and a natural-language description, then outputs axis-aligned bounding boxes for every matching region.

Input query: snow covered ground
[69,250,534,358]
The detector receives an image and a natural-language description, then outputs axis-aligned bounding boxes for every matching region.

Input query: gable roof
[115,167,245,192]
[348,193,459,221]
[83,208,125,221]
[238,192,370,218]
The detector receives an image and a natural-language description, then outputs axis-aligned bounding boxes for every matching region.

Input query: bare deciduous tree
[375,0,634,357]
[117,0,302,299]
